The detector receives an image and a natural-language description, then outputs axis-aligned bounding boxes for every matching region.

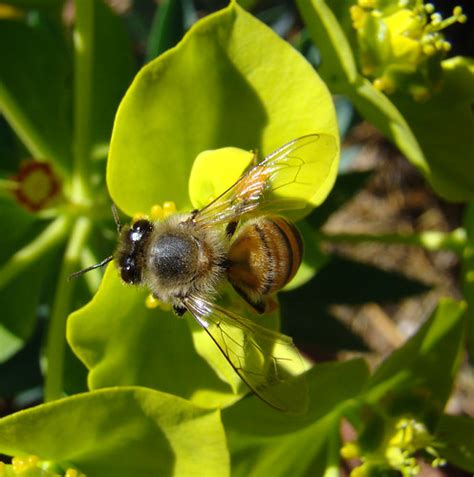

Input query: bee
[71,134,337,413]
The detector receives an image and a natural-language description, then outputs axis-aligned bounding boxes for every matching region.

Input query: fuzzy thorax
[142,213,228,304]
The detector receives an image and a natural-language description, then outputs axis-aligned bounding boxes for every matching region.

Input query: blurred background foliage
[0,0,473,476]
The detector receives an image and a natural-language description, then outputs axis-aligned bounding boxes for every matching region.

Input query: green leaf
[0,387,230,477]
[222,359,369,477]
[146,0,186,62]
[298,1,474,202]
[0,197,37,264]
[297,2,429,178]
[0,199,44,362]
[296,0,358,87]
[108,1,338,216]
[90,0,135,159]
[0,17,72,169]
[62,340,88,396]
[363,298,466,424]
[0,257,49,363]
[391,57,474,201]
[67,265,242,409]
[0,324,42,396]
[348,77,429,173]
[0,115,25,172]
[436,414,474,472]
[0,207,70,362]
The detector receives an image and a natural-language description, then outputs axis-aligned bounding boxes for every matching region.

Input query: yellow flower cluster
[0,455,86,477]
[341,417,446,476]
[350,0,467,100]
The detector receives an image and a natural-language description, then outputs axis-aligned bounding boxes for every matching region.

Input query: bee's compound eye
[120,257,141,284]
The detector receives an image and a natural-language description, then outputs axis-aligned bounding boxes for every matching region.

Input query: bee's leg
[225,221,238,239]
[173,304,187,317]
[185,209,199,226]
[232,285,266,314]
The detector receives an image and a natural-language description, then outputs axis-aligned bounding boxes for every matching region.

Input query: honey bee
[71,134,337,413]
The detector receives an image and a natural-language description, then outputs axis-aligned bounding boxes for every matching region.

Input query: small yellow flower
[136,201,178,223]
[145,293,172,311]
[351,0,468,100]
[12,454,39,473]
[343,417,446,477]
[150,204,164,220]
[341,441,361,459]
[64,468,86,477]
[162,201,177,217]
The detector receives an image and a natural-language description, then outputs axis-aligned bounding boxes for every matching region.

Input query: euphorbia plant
[0,1,341,474]
[67,1,339,412]
[0,0,472,476]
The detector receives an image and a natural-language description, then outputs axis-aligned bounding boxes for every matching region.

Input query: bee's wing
[193,134,337,226]
[184,295,309,414]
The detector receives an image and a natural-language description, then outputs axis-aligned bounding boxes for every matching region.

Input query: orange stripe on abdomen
[227,216,303,299]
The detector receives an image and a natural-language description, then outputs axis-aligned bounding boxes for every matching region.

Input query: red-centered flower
[12,160,61,212]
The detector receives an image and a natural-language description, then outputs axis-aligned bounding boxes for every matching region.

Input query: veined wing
[184,295,308,414]
[193,134,337,226]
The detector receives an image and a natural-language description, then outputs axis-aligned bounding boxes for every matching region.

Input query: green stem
[43,0,96,401]
[0,178,17,190]
[72,0,94,202]
[80,245,103,293]
[44,217,92,402]
[0,216,72,290]
[0,84,66,174]
[319,228,467,254]
[323,423,342,477]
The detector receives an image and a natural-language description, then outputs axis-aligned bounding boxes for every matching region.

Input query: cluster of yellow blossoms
[350,0,467,100]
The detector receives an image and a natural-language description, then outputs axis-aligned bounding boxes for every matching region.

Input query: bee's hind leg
[225,221,238,239]
[233,285,279,315]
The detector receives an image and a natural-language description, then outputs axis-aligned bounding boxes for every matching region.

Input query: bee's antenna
[111,204,122,232]
[68,256,114,281]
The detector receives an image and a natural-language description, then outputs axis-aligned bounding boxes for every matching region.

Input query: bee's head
[115,219,154,285]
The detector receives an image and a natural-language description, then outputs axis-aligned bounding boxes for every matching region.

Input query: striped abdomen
[226,216,303,313]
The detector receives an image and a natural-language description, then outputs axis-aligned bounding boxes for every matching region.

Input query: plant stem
[44,216,92,402]
[80,246,103,293]
[319,228,467,254]
[43,0,96,401]
[72,0,94,202]
[0,84,66,174]
[0,178,17,190]
[0,179,16,199]
[0,216,72,290]
[323,424,342,477]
